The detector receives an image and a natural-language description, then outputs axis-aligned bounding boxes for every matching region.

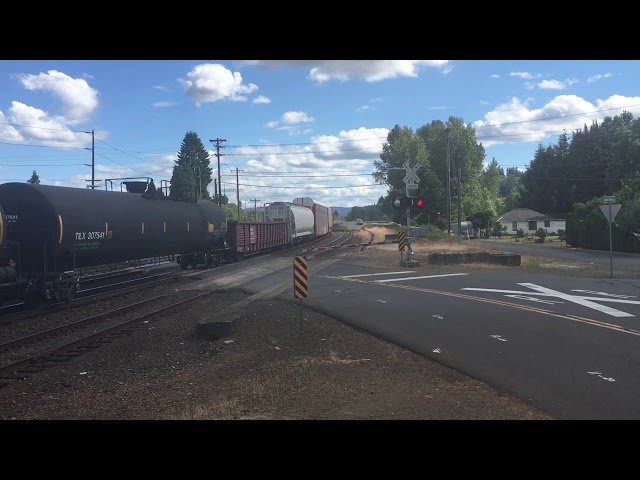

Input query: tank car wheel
[179,258,190,270]
[65,283,77,302]
[190,259,198,269]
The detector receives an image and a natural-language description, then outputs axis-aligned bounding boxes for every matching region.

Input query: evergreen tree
[170,165,197,202]
[27,170,40,184]
[170,131,212,201]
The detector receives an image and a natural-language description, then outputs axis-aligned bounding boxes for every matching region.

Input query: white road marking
[462,283,639,318]
[521,283,636,318]
[490,335,507,342]
[432,314,444,319]
[506,294,564,305]
[374,273,468,283]
[376,299,387,303]
[588,371,616,382]
[572,290,636,299]
[339,271,414,278]
[433,348,441,353]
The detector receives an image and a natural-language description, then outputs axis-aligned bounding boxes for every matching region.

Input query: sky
[1,60,639,209]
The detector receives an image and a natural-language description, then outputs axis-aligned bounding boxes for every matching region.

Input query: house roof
[497,208,544,222]
[497,208,566,223]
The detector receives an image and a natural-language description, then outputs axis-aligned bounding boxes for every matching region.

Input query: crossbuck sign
[403,161,420,190]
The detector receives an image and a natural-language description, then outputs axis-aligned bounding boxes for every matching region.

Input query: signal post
[392,153,422,267]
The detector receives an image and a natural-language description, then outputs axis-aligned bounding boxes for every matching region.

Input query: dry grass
[359,226,490,253]
[340,227,628,277]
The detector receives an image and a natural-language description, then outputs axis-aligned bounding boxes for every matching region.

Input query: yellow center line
[320,275,640,337]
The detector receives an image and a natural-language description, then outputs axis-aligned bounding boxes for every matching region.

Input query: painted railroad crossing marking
[336,272,468,282]
[462,283,639,318]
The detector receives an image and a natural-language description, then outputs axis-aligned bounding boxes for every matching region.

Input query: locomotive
[0,180,332,305]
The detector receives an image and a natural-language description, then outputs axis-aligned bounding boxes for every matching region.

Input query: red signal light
[415,199,424,207]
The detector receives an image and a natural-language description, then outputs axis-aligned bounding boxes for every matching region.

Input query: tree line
[372,113,639,251]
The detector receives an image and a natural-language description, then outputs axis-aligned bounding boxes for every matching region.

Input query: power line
[97,138,170,167]
[0,163,86,167]
[94,152,154,175]
[221,181,383,189]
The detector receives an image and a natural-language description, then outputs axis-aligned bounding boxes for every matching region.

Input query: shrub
[535,227,548,243]
[425,224,446,241]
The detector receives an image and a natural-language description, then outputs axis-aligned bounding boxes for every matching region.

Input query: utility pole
[84,129,96,189]
[231,168,244,220]
[197,164,202,200]
[209,138,226,206]
[458,167,462,238]
[250,198,261,221]
[446,128,451,236]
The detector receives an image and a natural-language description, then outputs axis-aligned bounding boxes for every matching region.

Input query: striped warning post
[293,256,308,299]
[398,231,406,251]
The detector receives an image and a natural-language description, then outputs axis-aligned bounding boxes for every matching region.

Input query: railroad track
[0,231,358,384]
[0,270,181,326]
[0,289,215,383]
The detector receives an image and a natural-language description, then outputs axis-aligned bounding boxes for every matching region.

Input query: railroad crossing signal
[398,230,406,251]
[393,197,413,209]
[403,159,421,191]
[413,196,425,208]
[294,256,308,298]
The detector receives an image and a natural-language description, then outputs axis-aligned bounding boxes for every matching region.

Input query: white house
[497,208,566,235]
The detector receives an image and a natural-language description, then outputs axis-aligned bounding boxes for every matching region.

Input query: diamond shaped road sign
[599,204,621,223]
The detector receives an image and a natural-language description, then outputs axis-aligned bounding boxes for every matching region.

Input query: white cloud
[180,63,259,106]
[252,95,271,104]
[479,100,490,105]
[16,70,98,125]
[153,85,170,92]
[510,72,541,80]
[282,111,314,124]
[1,70,101,148]
[538,78,578,90]
[489,74,500,79]
[152,101,178,107]
[587,73,613,83]
[0,110,24,143]
[237,60,449,84]
[222,127,389,206]
[4,101,92,148]
[524,82,536,90]
[356,105,374,112]
[473,94,640,148]
[266,111,315,131]
[429,106,452,111]
[272,125,313,136]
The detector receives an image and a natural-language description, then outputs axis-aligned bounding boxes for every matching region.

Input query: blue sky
[1,60,639,208]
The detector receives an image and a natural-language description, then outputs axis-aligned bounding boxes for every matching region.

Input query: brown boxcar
[226,220,291,260]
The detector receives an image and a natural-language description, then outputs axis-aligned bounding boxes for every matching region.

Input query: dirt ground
[0,225,567,420]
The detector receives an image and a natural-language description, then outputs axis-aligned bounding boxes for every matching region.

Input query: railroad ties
[301,240,398,252]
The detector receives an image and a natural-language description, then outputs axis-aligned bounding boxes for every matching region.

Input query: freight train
[0,181,332,305]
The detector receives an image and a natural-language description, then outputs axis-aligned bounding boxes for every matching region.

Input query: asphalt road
[479,239,640,269]
[236,257,640,420]
[183,235,640,420]
[309,263,640,419]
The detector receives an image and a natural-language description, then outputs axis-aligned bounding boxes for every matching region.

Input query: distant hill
[331,207,351,218]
